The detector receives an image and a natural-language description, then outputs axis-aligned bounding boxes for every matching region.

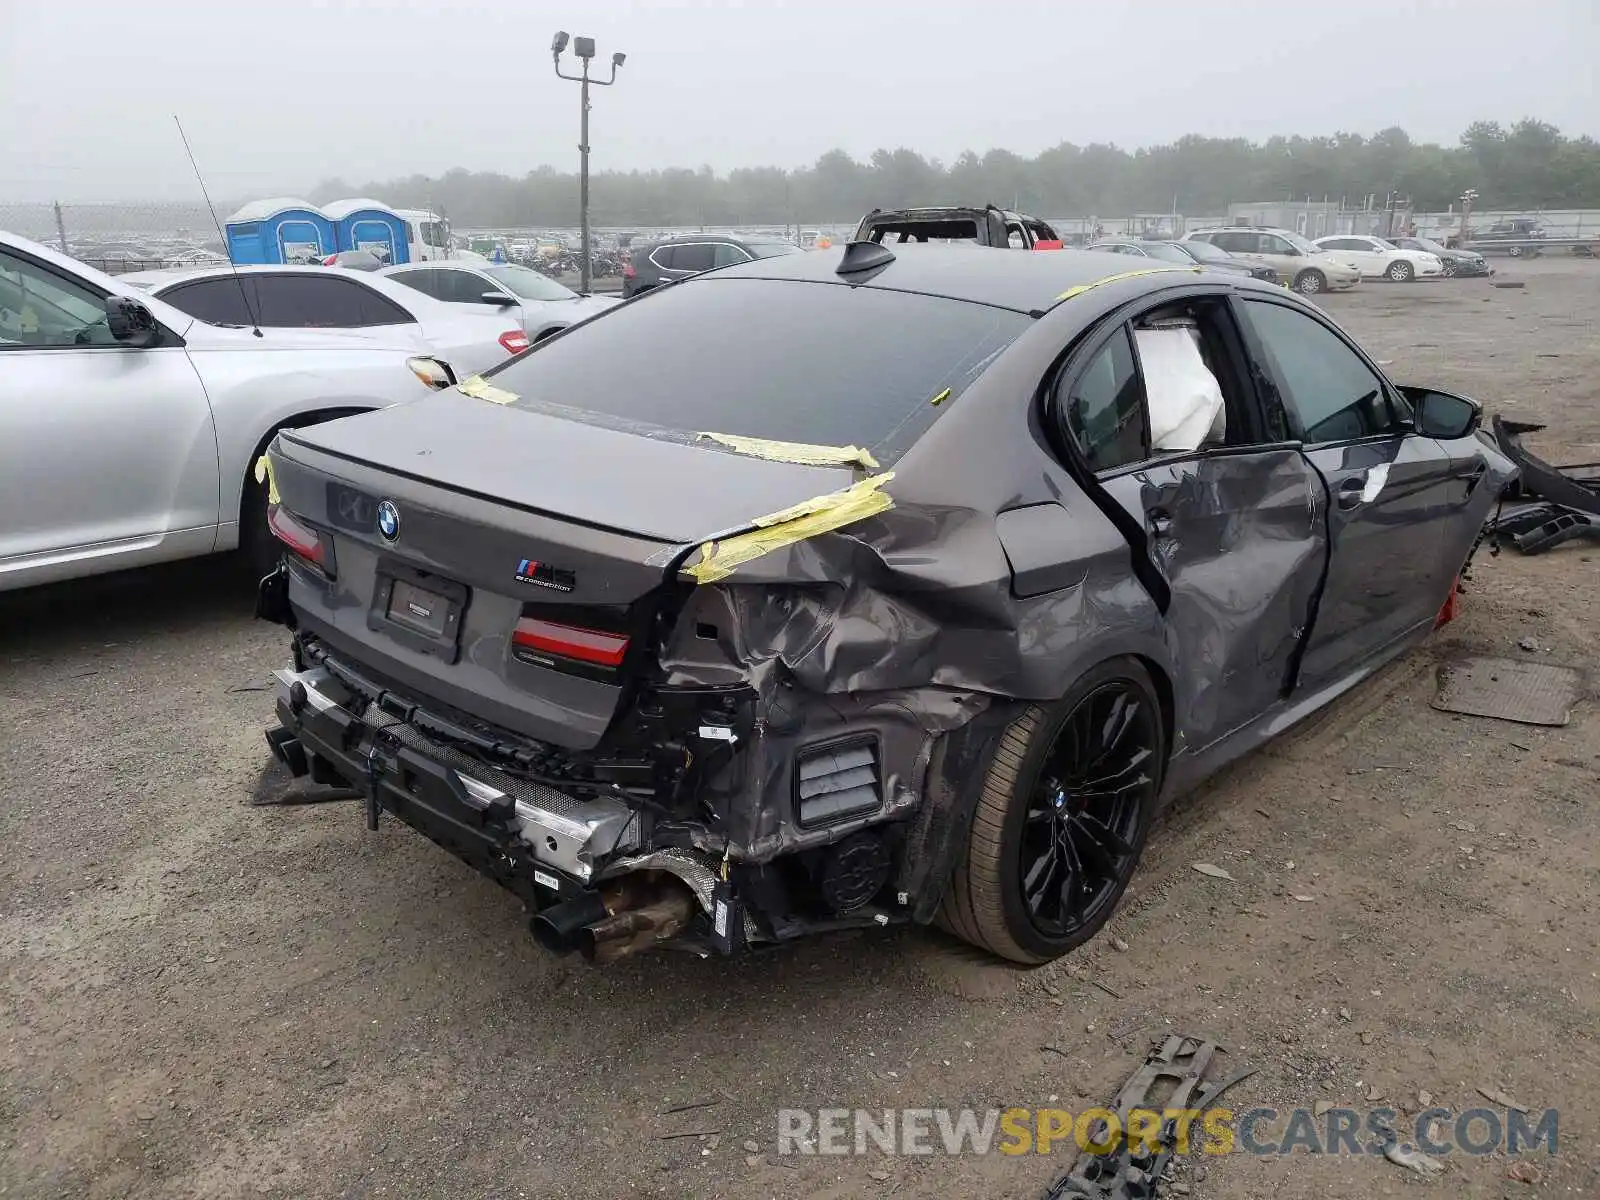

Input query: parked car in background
[1313,235,1444,282]
[257,242,1511,968]
[623,234,804,297]
[120,264,528,377]
[1184,227,1361,295]
[1088,238,1278,282]
[855,205,1062,249]
[381,261,620,345]
[1390,236,1491,277]
[1449,218,1547,255]
[0,230,442,590]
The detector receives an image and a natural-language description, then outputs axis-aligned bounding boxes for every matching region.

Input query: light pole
[551,31,625,295]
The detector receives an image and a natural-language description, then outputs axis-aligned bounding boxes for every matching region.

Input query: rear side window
[712,243,750,267]
[1060,327,1147,471]
[485,277,1031,465]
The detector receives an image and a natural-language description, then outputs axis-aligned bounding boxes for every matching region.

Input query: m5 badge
[514,558,576,592]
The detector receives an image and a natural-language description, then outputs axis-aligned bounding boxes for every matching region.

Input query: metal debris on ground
[1040,1035,1255,1199]
[1432,657,1583,727]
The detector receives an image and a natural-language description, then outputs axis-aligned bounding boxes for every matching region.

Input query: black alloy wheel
[939,658,1164,963]
[1017,682,1157,939]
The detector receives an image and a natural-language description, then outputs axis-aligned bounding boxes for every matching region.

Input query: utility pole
[1458,188,1478,249]
[53,201,69,253]
[552,32,626,295]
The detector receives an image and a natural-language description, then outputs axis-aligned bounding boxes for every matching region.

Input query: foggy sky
[3,0,1595,203]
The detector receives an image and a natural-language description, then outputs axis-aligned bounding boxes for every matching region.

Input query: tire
[938,658,1165,964]
[1386,260,1414,282]
[1507,245,1523,258]
[1294,269,1327,295]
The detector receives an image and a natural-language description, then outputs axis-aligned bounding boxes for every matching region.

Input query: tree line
[314,119,1599,229]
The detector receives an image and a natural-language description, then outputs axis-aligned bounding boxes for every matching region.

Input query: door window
[1210,231,1259,255]
[387,268,448,300]
[250,276,413,327]
[1060,327,1148,471]
[430,269,494,304]
[670,244,716,273]
[0,250,116,348]
[1259,234,1298,256]
[712,243,752,268]
[1242,300,1397,443]
[159,278,258,326]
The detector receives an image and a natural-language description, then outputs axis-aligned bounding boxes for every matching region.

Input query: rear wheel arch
[236,406,374,575]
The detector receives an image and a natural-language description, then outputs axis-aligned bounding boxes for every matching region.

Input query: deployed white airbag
[1134,326,1225,451]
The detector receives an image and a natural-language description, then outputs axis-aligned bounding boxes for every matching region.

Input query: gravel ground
[2,260,1596,1200]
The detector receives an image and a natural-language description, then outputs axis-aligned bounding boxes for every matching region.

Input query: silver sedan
[379,261,620,345]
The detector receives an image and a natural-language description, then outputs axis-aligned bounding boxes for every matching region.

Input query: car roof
[695,243,1203,315]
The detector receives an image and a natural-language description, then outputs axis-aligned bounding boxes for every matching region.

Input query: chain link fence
[0,201,230,273]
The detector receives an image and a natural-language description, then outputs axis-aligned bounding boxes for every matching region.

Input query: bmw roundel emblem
[376,500,401,542]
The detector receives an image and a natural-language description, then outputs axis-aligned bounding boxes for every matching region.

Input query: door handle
[1147,508,1174,538]
[1336,476,1366,509]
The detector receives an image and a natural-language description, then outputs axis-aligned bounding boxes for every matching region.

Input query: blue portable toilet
[324,198,412,266]
[224,198,335,265]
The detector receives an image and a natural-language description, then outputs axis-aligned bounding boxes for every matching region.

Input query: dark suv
[623,234,804,297]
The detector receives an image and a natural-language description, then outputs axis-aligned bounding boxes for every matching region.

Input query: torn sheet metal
[696,431,880,471]
[457,375,520,405]
[681,473,895,584]
[254,454,280,504]
[1360,461,1391,502]
[1057,265,1200,302]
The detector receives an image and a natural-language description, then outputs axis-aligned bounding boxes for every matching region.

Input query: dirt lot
[2,260,1596,1200]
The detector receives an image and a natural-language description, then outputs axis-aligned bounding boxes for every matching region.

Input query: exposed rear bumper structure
[269,662,729,960]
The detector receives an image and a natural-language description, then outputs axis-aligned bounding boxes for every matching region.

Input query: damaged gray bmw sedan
[257,243,1514,965]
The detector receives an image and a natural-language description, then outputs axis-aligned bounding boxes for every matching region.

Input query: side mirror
[1405,386,1482,439]
[106,295,159,346]
[481,291,516,306]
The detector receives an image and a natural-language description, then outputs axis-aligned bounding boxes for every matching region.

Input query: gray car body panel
[268,245,1515,928]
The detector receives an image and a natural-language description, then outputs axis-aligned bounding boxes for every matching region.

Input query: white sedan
[1313,235,1445,282]
[121,263,529,377]
[379,261,620,345]
[1,231,441,590]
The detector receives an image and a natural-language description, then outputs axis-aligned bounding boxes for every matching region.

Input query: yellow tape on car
[696,431,880,471]
[457,375,520,405]
[254,454,280,504]
[682,473,896,584]
[1056,265,1200,301]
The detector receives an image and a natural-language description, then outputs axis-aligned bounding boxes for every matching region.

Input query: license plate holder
[368,560,469,663]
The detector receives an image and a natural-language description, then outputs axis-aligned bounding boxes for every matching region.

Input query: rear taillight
[622,262,636,278]
[267,504,332,573]
[512,617,630,668]
[499,330,530,355]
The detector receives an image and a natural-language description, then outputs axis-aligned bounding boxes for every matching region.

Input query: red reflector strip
[512,618,629,667]
[267,504,323,564]
[499,330,530,354]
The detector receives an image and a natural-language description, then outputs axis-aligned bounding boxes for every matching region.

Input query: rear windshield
[484,277,1031,464]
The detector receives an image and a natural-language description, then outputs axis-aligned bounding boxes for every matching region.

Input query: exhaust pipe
[529,892,609,954]
[576,878,697,965]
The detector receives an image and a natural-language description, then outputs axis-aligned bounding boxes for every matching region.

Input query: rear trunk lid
[269,393,849,749]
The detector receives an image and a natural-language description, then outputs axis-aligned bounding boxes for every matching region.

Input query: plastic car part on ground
[1489,416,1600,553]
[1041,1035,1256,1199]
